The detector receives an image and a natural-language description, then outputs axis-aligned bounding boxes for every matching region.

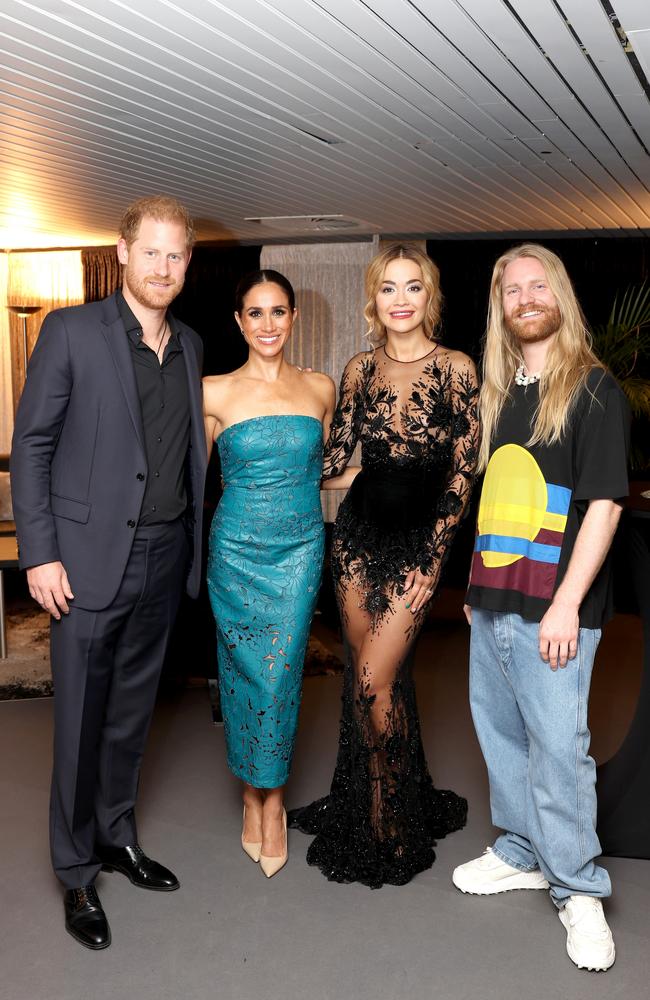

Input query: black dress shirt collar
[116,287,183,354]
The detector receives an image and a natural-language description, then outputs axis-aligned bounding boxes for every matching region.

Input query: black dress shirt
[117,290,191,526]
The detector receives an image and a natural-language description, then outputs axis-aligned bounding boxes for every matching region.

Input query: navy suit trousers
[49,520,188,888]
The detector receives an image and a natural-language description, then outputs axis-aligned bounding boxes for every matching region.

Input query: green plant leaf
[620,377,650,418]
[607,283,650,333]
[592,282,650,381]
[592,283,650,470]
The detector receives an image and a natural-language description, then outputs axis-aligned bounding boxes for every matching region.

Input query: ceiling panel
[1,0,649,248]
[626,30,650,82]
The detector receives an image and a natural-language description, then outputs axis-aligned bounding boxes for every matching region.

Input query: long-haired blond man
[453,244,629,972]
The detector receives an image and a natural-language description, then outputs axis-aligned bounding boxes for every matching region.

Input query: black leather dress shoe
[97,844,180,890]
[64,885,111,950]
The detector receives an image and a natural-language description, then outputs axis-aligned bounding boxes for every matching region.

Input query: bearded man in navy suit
[11,195,207,950]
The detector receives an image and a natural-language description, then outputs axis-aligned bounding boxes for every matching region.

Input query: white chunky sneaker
[452,847,549,895]
[558,895,615,972]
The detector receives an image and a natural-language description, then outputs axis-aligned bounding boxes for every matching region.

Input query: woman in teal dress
[203,270,344,877]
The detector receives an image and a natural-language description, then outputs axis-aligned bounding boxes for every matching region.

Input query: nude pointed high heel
[260,809,288,878]
[241,806,262,863]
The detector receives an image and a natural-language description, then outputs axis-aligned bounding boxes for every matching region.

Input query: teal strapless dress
[207,415,325,788]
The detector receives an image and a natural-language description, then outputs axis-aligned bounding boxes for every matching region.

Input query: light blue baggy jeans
[469,608,611,905]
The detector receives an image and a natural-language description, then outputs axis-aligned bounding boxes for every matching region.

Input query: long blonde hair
[478,243,603,471]
[363,243,442,345]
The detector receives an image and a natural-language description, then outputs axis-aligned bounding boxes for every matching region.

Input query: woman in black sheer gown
[288,243,479,888]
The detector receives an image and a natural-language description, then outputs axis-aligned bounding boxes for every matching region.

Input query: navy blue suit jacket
[10,292,207,609]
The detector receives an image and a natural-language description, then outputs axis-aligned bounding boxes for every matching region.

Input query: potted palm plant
[591,284,650,472]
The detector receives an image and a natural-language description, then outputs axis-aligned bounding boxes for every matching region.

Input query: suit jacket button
[127,519,136,528]
[136,473,145,481]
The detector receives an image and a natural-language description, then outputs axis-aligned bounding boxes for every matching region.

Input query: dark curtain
[82,246,121,302]
[172,244,261,377]
[427,235,650,362]
[162,244,262,688]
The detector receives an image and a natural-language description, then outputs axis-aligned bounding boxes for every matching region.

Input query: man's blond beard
[505,304,561,345]
[123,264,184,310]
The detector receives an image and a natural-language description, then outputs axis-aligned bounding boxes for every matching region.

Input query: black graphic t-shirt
[466,369,629,628]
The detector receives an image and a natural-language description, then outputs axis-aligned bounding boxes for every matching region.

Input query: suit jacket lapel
[181,330,207,479]
[100,294,146,452]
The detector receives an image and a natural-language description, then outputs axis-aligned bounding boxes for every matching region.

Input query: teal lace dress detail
[207,415,325,788]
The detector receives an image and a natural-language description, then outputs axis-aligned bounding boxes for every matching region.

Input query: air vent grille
[245,215,376,234]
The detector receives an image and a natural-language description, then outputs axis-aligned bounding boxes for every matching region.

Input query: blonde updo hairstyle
[363,243,442,346]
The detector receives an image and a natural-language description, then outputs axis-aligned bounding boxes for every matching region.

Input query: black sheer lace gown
[288,343,479,888]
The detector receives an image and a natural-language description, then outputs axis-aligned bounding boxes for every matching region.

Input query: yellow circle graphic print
[478,444,547,568]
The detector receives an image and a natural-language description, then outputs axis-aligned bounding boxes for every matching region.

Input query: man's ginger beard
[505,303,562,345]
[123,261,185,310]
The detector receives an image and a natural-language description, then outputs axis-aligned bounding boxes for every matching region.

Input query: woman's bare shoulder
[346,348,374,368]
[202,372,239,418]
[297,368,335,390]
[435,345,477,374]
[202,370,245,394]
[203,372,231,387]
[294,369,336,410]
[337,349,374,383]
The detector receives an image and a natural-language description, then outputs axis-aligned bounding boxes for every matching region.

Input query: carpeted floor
[0,594,647,1000]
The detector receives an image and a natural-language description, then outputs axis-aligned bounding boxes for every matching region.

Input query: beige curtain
[6,250,84,418]
[82,246,120,302]
[261,241,376,520]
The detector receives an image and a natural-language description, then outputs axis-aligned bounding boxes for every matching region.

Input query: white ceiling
[1,0,650,249]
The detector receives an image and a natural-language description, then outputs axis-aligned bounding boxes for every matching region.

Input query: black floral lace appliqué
[289,346,479,888]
